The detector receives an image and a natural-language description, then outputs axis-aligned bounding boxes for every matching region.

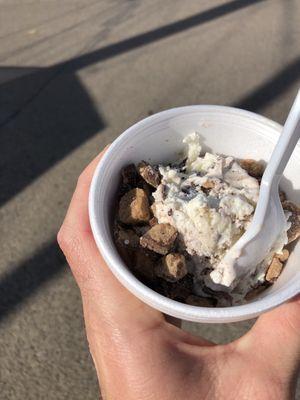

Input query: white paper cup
[89,106,300,323]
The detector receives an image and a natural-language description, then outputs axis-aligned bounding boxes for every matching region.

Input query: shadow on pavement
[0,241,65,324]
[235,56,300,112]
[59,0,265,73]
[0,68,105,206]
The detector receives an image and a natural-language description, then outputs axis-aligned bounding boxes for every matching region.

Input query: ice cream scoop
[211,90,300,289]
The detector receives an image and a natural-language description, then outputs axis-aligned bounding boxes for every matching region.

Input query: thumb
[246,295,300,378]
[58,149,164,338]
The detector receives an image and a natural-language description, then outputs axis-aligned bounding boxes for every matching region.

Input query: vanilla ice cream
[152,132,289,304]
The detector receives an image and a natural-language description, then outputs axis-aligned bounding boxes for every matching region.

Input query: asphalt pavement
[1,1,300,399]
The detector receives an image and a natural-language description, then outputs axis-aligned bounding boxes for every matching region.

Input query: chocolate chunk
[155,253,187,282]
[265,256,283,283]
[185,295,215,307]
[282,201,300,243]
[140,223,177,255]
[119,188,151,224]
[276,248,289,262]
[149,217,158,227]
[201,179,215,195]
[167,209,173,216]
[138,161,161,188]
[239,159,264,178]
[121,164,138,186]
[118,165,139,197]
[264,249,289,284]
[201,180,215,190]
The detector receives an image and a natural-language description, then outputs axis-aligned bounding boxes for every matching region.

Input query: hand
[58,150,300,400]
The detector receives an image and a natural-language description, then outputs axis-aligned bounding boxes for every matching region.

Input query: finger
[58,148,212,355]
[58,147,165,335]
[242,295,300,378]
[62,147,109,234]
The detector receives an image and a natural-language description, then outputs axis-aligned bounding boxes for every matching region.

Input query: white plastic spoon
[210,90,300,289]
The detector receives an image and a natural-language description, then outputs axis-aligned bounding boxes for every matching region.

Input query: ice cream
[115,133,299,306]
[152,133,289,304]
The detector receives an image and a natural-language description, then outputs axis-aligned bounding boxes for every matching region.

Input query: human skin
[58,149,300,400]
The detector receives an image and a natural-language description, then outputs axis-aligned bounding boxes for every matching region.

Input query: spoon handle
[262,89,300,187]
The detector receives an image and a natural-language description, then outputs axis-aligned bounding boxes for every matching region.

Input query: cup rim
[89,105,300,323]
